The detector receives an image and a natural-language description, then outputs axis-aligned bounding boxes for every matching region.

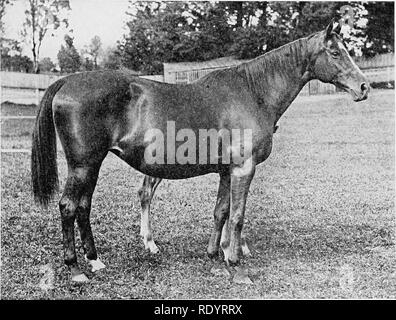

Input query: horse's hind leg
[75,168,106,273]
[60,165,102,282]
[138,175,162,253]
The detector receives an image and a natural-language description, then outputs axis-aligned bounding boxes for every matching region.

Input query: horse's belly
[136,162,220,179]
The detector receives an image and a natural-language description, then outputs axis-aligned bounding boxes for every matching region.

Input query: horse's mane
[199,34,314,96]
[237,37,309,96]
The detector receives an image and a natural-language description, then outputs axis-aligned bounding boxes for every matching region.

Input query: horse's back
[53,70,132,109]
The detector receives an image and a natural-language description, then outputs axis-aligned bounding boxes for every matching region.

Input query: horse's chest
[254,135,273,164]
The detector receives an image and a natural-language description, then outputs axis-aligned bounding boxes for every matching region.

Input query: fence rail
[1,53,394,105]
[1,71,64,90]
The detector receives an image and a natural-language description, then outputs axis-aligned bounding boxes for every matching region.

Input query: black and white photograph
[0,0,394,304]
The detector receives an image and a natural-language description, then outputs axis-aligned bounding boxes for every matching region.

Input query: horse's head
[310,20,369,101]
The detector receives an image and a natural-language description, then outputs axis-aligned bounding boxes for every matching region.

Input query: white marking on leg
[221,219,231,262]
[85,255,106,272]
[232,157,254,177]
[222,245,231,264]
[220,218,229,244]
[146,239,159,254]
[71,273,90,282]
[241,242,251,257]
[140,209,160,254]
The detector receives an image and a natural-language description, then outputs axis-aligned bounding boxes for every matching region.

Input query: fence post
[35,88,40,106]
[35,74,40,106]
[387,67,391,84]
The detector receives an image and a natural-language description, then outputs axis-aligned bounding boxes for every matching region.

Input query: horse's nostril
[361,82,368,92]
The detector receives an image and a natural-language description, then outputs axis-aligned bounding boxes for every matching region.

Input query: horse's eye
[331,51,340,58]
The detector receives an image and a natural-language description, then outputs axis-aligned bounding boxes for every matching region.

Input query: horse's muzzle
[359,82,370,100]
[344,82,370,102]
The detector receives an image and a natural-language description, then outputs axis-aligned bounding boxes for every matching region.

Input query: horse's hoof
[85,256,106,272]
[207,248,219,259]
[223,251,240,267]
[207,251,219,260]
[146,241,160,254]
[71,273,90,283]
[210,266,231,278]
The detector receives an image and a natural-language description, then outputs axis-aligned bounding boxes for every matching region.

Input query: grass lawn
[1,90,395,299]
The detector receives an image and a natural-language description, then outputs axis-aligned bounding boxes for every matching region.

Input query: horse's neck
[239,38,312,121]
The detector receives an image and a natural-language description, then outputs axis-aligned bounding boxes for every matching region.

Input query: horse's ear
[325,19,341,39]
[333,21,342,34]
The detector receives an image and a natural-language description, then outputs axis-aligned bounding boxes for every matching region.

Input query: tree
[1,29,34,73]
[119,1,233,74]
[1,49,33,72]
[81,56,94,71]
[1,0,15,58]
[118,1,393,72]
[0,0,12,34]
[22,0,70,73]
[363,2,394,57]
[39,56,55,72]
[101,46,122,70]
[57,34,80,73]
[82,35,102,70]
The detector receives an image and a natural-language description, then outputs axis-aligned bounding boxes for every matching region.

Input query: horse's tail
[31,78,66,207]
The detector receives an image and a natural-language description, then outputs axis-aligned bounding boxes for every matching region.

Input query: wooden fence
[1,53,394,105]
[0,72,164,105]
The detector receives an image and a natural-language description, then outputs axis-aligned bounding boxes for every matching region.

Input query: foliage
[81,35,102,70]
[22,0,70,73]
[363,2,394,57]
[1,36,33,72]
[118,1,394,74]
[101,46,122,70]
[57,34,80,73]
[1,51,33,72]
[0,0,12,33]
[38,56,55,72]
[118,1,235,74]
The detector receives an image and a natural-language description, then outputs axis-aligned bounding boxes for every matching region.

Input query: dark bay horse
[31,21,369,282]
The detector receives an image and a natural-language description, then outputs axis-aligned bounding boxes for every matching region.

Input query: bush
[370,81,394,89]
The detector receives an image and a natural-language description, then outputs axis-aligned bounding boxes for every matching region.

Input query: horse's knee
[59,196,78,220]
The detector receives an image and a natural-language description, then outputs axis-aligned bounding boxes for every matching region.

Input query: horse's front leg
[221,158,255,265]
[207,172,230,258]
[138,175,162,253]
[207,172,251,258]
